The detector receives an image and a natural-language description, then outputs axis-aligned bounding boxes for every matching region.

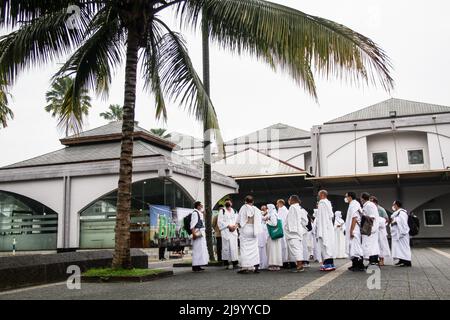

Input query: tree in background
[150,128,171,139]
[45,76,91,136]
[100,104,124,122]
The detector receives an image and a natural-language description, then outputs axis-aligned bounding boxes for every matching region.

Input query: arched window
[0,191,58,251]
[79,178,193,249]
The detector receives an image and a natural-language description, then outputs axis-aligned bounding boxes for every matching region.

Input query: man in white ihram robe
[284,195,309,272]
[190,202,209,272]
[390,201,412,267]
[312,210,322,262]
[377,215,391,266]
[217,199,239,270]
[360,193,380,266]
[276,200,289,266]
[265,204,283,270]
[344,192,364,271]
[334,211,346,258]
[237,196,262,273]
[316,190,336,271]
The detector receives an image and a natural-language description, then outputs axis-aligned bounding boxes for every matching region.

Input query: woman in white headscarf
[265,204,283,271]
[334,211,346,258]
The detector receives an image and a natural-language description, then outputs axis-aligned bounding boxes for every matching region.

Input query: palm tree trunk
[112,28,139,269]
[202,11,215,262]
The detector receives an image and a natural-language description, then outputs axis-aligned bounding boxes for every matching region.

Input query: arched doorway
[0,191,58,251]
[79,178,194,249]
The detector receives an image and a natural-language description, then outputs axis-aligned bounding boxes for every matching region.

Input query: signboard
[149,205,192,248]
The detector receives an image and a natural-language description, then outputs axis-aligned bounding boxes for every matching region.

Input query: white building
[0,122,238,251]
[309,98,450,243]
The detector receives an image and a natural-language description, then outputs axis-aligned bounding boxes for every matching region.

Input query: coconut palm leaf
[45,76,91,136]
[152,18,224,149]
[178,0,394,98]
[100,104,124,122]
[0,5,92,85]
[0,78,13,128]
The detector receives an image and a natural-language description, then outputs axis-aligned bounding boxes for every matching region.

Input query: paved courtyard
[1,247,449,300]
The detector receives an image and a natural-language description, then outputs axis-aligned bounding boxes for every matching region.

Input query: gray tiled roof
[213,148,305,178]
[2,140,173,169]
[225,123,310,145]
[169,132,204,149]
[327,98,450,124]
[65,121,161,140]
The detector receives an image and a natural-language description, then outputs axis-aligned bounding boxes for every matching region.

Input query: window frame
[407,148,425,166]
[423,209,444,227]
[371,151,389,168]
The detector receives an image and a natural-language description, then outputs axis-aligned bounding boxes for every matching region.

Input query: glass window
[423,209,443,227]
[408,149,424,165]
[372,152,388,167]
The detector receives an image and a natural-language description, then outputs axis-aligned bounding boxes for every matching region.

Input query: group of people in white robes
[189,191,412,274]
[343,192,412,271]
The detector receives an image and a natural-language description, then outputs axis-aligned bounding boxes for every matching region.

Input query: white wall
[0,179,65,248]
[321,132,370,176]
[316,127,450,177]
[367,131,430,173]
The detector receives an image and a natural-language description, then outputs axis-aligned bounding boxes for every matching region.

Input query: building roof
[169,132,204,149]
[60,121,176,151]
[326,98,450,124]
[212,148,307,179]
[2,140,174,169]
[225,123,310,145]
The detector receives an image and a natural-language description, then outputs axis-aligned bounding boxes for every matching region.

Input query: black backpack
[183,210,203,235]
[183,212,194,235]
[406,210,420,236]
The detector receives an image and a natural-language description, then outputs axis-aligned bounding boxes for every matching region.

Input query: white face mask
[392,206,396,212]
[344,198,349,204]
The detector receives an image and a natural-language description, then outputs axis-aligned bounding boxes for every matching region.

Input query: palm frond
[154,18,224,150]
[53,5,123,122]
[178,0,394,98]
[0,6,91,85]
[0,78,13,128]
[0,0,103,28]
[142,18,167,121]
[45,76,91,135]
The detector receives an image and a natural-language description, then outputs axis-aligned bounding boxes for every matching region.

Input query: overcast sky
[1,0,449,167]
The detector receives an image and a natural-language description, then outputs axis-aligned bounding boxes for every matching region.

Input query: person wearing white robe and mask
[276,199,289,268]
[334,211,346,258]
[370,196,391,266]
[265,204,283,271]
[316,190,336,271]
[218,198,239,270]
[390,200,412,267]
[190,201,209,272]
[360,193,380,266]
[237,195,262,274]
[258,205,269,270]
[344,192,365,271]
[285,195,309,273]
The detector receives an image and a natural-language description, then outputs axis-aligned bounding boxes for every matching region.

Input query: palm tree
[45,76,92,136]
[0,0,393,269]
[150,128,171,139]
[100,104,124,122]
[0,79,13,128]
